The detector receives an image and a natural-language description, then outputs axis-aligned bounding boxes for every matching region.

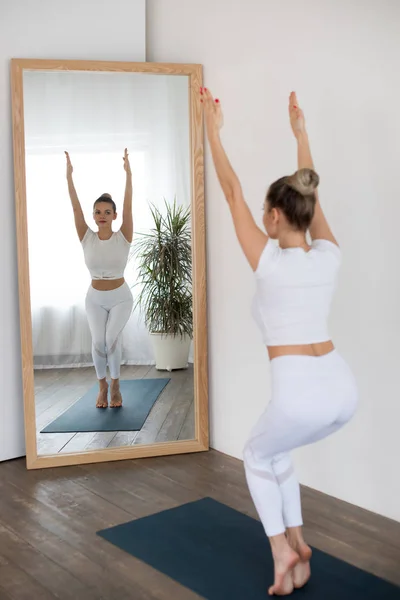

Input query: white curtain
[23,71,192,368]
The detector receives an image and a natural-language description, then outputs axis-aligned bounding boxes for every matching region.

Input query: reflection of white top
[251,239,341,346]
[81,228,131,280]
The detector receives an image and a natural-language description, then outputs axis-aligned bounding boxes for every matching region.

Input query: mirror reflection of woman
[201,88,358,596]
[65,149,133,409]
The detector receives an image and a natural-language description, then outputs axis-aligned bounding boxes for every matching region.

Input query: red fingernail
[204,88,207,91]
[215,99,220,103]
[200,99,203,103]
[293,105,298,108]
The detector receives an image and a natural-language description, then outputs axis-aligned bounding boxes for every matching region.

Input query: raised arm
[120,148,133,243]
[289,92,338,246]
[202,87,268,271]
[65,151,88,241]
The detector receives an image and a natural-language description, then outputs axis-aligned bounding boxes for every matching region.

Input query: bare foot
[96,384,108,408]
[110,384,123,408]
[289,542,312,589]
[268,547,300,596]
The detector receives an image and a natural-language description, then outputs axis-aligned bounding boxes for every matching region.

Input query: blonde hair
[266,168,319,231]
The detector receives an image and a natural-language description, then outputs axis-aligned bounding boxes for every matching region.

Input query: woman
[65,149,133,409]
[201,87,358,596]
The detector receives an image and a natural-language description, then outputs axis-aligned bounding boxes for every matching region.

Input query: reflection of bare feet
[96,383,108,408]
[289,542,312,589]
[268,547,299,596]
[110,381,122,408]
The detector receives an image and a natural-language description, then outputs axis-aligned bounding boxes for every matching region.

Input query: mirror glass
[23,70,195,456]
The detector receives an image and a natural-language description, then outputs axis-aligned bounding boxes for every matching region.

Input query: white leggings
[243,351,358,537]
[85,282,133,380]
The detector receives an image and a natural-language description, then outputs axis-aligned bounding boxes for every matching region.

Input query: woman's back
[252,239,341,346]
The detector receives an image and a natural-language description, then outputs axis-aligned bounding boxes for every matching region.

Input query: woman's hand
[289,92,307,139]
[65,151,73,178]
[123,148,131,175]
[201,87,223,138]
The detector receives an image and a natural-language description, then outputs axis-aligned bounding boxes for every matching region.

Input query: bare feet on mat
[110,382,123,408]
[290,542,312,589]
[268,547,300,596]
[96,383,108,408]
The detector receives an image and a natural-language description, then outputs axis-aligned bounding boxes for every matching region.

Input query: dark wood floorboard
[0,450,398,600]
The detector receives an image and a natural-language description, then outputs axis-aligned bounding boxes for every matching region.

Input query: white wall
[0,0,145,462]
[147,0,400,521]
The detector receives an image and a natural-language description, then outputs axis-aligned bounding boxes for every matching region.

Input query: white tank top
[81,228,131,280]
[251,239,341,346]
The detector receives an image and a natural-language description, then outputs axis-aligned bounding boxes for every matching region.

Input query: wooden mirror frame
[11,58,208,469]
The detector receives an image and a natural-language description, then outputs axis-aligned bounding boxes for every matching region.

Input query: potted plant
[133,199,193,370]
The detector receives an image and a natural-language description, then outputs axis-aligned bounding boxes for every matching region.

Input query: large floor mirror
[11,59,208,469]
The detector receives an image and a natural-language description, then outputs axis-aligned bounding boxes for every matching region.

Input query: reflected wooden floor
[35,365,194,455]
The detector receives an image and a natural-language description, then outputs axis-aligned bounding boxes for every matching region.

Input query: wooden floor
[0,450,399,599]
[35,365,195,455]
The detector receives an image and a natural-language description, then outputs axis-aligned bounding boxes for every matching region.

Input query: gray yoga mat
[41,378,170,433]
[97,497,400,600]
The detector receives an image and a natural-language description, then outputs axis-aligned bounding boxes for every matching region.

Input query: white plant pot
[150,333,191,371]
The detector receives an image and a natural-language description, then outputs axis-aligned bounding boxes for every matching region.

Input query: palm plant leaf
[132,198,193,338]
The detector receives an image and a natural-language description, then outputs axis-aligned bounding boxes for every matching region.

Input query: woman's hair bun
[288,168,319,196]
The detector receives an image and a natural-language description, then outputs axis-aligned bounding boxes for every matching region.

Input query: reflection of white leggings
[243,351,358,537]
[85,282,133,380]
